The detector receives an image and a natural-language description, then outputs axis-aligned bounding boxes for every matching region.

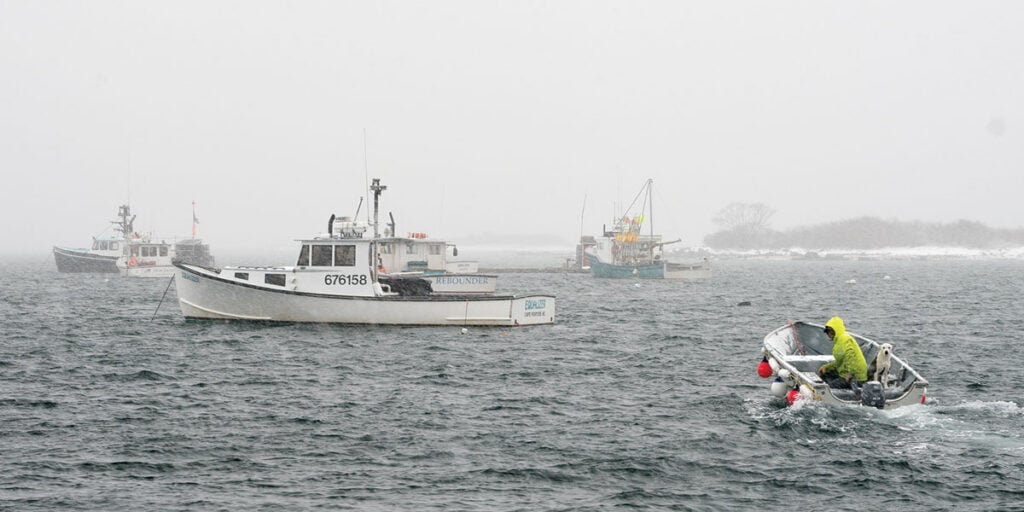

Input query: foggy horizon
[3,2,1022,260]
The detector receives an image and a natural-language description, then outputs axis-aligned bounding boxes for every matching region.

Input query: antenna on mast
[363,128,370,225]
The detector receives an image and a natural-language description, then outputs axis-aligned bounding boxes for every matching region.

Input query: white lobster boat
[760,321,928,409]
[374,226,496,295]
[173,179,555,326]
[53,204,215,277]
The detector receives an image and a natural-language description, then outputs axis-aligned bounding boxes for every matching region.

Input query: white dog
[873,343,894,389]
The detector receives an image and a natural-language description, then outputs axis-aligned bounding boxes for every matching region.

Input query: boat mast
[370,178,386,280]
[115,204,136,240]
[647,179,654,261]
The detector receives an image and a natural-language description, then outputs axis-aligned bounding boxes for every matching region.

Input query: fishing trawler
[585,179,711,279]
[53,204,216,277]
[173,179,555,325]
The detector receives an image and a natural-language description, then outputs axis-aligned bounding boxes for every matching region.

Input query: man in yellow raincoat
[816,316,868,389]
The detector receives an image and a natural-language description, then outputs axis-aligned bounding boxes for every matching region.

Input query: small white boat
[173,179,555,326]
[664,258,712,279]
[759,321,928,409]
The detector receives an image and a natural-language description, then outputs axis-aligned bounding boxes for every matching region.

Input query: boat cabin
[377,236,449,273]
[87,236,127,258]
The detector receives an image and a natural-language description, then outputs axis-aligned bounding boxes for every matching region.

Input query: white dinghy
[173,179,554,326]
[759,321,928,409]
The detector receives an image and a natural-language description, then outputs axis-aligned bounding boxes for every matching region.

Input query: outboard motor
[860,381,886,409]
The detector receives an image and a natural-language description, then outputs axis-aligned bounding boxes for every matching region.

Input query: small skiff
[759,321,928,409]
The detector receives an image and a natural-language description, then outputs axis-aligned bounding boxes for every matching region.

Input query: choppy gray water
[1,257,1023,511]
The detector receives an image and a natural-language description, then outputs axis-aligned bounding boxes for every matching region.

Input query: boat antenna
[363,128,371,226]
[353,197,364,223]
[647,179,654,247]
[579,193,587,265]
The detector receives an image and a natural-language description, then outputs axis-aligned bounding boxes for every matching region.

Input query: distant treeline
[703,217,1024,250]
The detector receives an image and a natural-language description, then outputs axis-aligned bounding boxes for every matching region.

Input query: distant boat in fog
[584,179,711,279]
[52,204,215,277]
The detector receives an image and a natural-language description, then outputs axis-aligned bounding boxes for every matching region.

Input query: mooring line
[152,275,175,322]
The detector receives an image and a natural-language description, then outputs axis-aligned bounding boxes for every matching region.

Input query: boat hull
[174,263,554,326]
[123,264,178,278]
[664,260,712,279]
[53,246,120,273]
[586,253,664,278]
[586,253,710,279]
[421,273,497,294]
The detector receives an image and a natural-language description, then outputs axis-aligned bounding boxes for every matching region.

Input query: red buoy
[787,388,801,405]
[757,356,773,378]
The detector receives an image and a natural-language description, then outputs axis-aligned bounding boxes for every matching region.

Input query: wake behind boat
[759,321,928,409]
[173,179,555,326]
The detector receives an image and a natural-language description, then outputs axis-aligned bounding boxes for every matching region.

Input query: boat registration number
[324,274,368,286]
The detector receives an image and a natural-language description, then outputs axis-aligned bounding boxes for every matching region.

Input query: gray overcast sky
[2,1,1022,259]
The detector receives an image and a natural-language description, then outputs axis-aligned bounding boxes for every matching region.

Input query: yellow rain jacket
[820,317,868,382]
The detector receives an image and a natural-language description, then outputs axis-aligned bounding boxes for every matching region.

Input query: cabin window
[311,245,333,266]
[101,241,109,250]
[264,273,286,286]
[92,240,99,250]
[296,245,310,266]
[334,245,356,266]
[111,242,119,250]
[141,247,150,257]
[234,272,249,280]
[429,244,442,255]
[379,243,392,254]
[406,242,416,255]
[160,246,168,256]
[131,246,139,256]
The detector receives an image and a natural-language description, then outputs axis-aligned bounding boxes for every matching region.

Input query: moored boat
[585,179,710,279]
[759,321,928,409]
[373,224,496,294]
[53,244,122,273]
[53,204,216,277]
[173,179,555,326]
[53,205,134,273]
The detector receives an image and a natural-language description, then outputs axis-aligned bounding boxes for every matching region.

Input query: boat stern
[510,295,555,326]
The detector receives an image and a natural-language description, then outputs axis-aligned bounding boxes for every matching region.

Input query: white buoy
[460,328,468,334]
[770,378,788,398]
[799,384,815,400]
[846,279,857,284]
[768,357,780,373]
[883,275,891,280]
[778,368,791,380]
